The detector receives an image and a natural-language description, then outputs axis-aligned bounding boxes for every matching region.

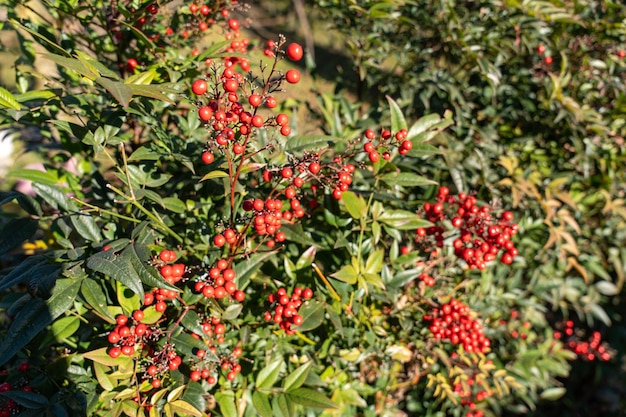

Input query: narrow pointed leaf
[284,362,313,392]
[386,96,407,133]
[285,388,338,409]
[252,392,273,417]
[0,86,21,110]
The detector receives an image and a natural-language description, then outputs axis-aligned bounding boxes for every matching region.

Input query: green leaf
[279,224,317,246]
[296,300,325,332]
[539,387,566,401]
[273,393,295,417]
[0,278,80,367]
[128,84,176,105]
[284,135,334,152]
[295,246,316,271]
[50,316,80,341]
[6,169,59,186]
[0,217,38,256]
[82,347,134,367]
[379,172,437,187]
[595,281,618,296]
[94,362,116,391]
[214,391,237,417]
[252,392,273,417]
[41,53,99,79]
[364,249,384,274]
[331,264,358,284]
[9,19,70,56]
[341,191,367,219]
[283,362,313,392]
[31,183,70,210]
[233,251,277,288]
[126,244,179,292]
[0,86,21,110]
[81,279,115,322]
[168,400,203,417]
[162,197,186,214]
[386,96,407,133]
[407,112,452,138]
[256,357,284,390]
[129,146,162,161]
[0,391,49,409]
[96,77,133,107]
[0,255,58,292]
[199,170,228,182]
[378,209,432,230]
[407,143,441,157]
[180,310,206,336]
[125,69,157,85]
[284,388,338,409]
[170,333,218,361]
[86,249,144,298]
[69,213,102,242]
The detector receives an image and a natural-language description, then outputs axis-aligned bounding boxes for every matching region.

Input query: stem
[106,184,183,244]
[312,263,341,302]
[71,197,142,224]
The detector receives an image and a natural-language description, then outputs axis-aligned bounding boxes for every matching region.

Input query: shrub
[0,1,622,417]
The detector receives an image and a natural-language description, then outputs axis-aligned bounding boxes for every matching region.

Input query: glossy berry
[286,43,303,61]
[191,79,208,95]
[285,69,300,84]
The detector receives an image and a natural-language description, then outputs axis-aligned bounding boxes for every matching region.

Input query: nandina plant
[0,1,616,417]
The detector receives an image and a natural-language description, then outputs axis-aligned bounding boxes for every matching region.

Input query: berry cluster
[0,364,33,417]
[188,318,243,383]
[424,299,490,353]
[242,198,289,243]
[107,311,156,358]
[416,187,519,270]
[193,259,245,302]
[554,320,611,362]
[142,249,187,313]
[142,343,182,389]
[362,127,412,163]
[264,287,313,335]
[453,378,490,417]
[536,44,553,65]
[418,273,436,287]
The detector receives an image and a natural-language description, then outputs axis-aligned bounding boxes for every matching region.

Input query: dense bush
[0,1,624,417]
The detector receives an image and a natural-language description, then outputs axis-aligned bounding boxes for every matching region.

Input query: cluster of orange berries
[416,187,519,270]
[264,287,313,335]
[362,127,412,163]
[424,299,490,353]
[554,320,611,362]
[193,259,245,302]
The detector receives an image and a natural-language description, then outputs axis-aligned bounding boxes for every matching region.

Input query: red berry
[248,94,262,107]
[213,234,226,247]
[281,167,293,178]
[286,43,303,61]
[285,69,300,84]
[368,151,380,163]
[276,113,289,126]
[308,162,321,174]
[190,370,201,382]
[198,106,213,122]
[537,44,546,54]
[192,79,208,95]
[133,310,145,322]
[251,115,264,128]
[108,347,122,358]
[116,315,128,326]
[228,19,240,31]
[544,56,553,65]
[265,96,277,108]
